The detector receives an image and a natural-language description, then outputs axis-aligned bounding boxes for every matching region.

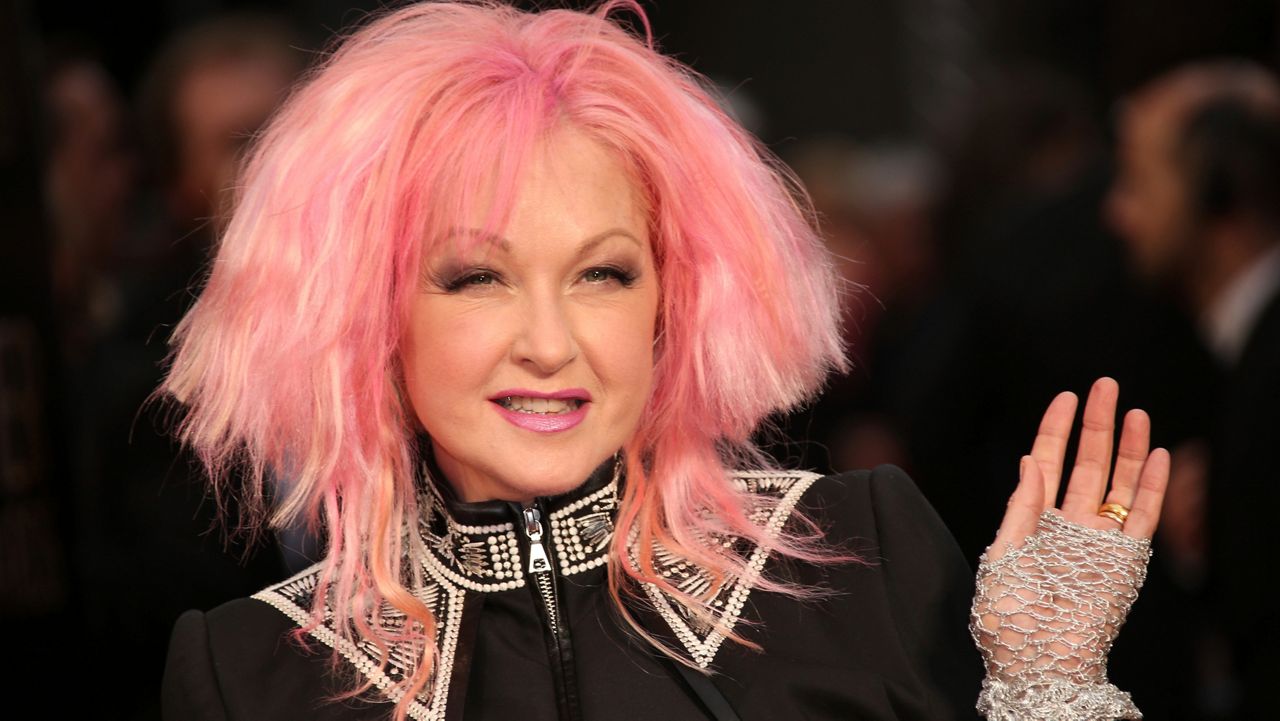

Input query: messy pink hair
[162,0,849,716]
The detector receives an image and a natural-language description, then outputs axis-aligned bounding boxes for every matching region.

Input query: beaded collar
[415,454,622,592]
[253,463,821,720]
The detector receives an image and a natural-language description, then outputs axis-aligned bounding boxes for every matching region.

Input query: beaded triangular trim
[252,552,465,721]
[630,470,820,668]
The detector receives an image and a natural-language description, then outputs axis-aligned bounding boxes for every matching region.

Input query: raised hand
[970,377,1170,720]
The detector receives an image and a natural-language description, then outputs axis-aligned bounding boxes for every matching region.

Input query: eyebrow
[444,227,644,258]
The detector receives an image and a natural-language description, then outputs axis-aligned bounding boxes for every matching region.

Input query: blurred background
[3,0,1278,718]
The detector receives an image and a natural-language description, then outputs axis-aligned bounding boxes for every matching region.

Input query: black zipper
[517,500,581,721]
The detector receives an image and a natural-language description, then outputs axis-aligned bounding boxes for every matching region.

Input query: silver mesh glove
[970,509,1153,720]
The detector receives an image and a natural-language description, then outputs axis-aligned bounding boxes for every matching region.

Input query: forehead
[1124,74,1228,153]
[1119,96,1179,166]
[432,126,651,257]
[521,128,642,212]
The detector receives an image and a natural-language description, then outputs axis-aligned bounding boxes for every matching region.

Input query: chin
[505,450,612,496]
[524,475,590,499]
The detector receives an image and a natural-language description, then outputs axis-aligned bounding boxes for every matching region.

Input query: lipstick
[489,388,591,433]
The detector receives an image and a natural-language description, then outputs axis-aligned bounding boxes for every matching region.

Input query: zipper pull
[522,506,553,574]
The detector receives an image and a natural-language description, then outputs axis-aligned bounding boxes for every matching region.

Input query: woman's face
[402,127,660,503]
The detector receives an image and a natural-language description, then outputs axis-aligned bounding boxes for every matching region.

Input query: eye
[441,269,502,293]
[461,271,496,286]
[580,265,637,287]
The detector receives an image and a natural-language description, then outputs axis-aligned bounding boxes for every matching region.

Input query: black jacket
[1208,283,1280,716]
[162,463,984,720]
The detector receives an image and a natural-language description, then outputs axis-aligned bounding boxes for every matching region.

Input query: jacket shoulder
[163,585,352,721]
[757,466,977,717]
[163,560,398,721]
[731,464,948,548]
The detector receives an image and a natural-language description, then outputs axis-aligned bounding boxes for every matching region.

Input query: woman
[160,2,1168,720]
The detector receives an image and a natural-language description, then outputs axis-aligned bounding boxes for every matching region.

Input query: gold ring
[1097,502,1130,524]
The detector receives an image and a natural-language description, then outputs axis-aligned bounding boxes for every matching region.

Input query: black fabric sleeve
[162,598,391,721]
[163,609,231,721]
[865,463,984,719]
[724,465,985,720]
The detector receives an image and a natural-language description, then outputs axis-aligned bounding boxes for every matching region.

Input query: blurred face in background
[1106,91,1197,287]
[45,59,137,298]
[172,55,295,230]
[401,127,660,503]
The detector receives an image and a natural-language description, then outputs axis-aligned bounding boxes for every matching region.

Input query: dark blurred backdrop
[4,0,1279,718]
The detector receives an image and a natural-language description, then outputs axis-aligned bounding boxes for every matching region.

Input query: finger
[988,455,1046,561]
[1061,377,1120,519]
[1029,390,1079,510]
[1124,447,1170,539]
[1104,408,1151,512]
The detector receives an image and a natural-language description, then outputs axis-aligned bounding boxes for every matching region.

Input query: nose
[511,289,579,374]
[1103,181,1132,240]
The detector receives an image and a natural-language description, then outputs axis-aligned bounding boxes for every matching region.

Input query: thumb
[987,455,1046,561]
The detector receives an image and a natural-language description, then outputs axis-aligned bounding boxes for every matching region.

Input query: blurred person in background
[899,67,1200,563]
[3,6,69,711]
[138,12,322,575]
[37,14,306,717]
[779,138,940,475]
[1108,59,1280,719]
[39,49,144,713]
[907,69,1120,565]
[139,13,306,239]
[44,48,139,362]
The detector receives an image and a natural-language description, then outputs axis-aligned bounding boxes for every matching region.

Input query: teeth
[498,396,583,414]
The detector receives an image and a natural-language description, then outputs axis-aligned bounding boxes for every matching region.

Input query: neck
[1186,227,1278,314]
[421,447,622,516]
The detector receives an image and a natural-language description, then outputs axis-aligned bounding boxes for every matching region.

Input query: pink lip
[489,388,591,433]
[489,388,593,402]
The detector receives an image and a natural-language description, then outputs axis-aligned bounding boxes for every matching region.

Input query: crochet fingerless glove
[970,510,1153,720]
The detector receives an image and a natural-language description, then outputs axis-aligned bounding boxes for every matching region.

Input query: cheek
[1115,177,1170,243]
[1146,183,1190,245]
[403,304,508,423]
[584,296,659,404]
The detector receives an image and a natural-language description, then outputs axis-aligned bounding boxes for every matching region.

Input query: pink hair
[162,1,850,716]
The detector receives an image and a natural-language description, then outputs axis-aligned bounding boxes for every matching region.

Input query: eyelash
[439,265,638,293]
[441,269,499,293]
[581,265,638,287]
